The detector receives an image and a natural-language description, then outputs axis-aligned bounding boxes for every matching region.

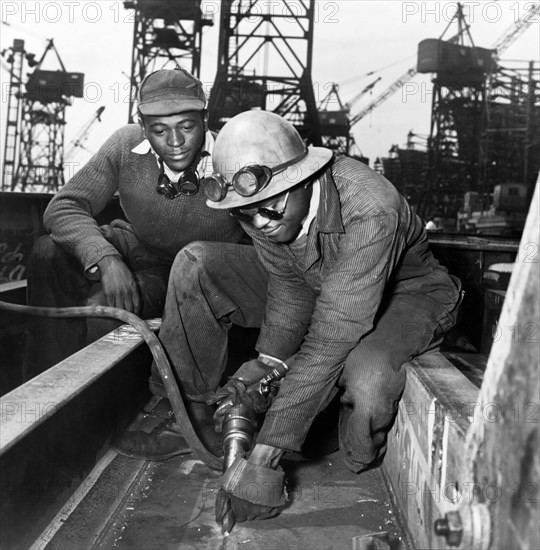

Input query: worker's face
[140,111,206,172]
[232,182,313,244]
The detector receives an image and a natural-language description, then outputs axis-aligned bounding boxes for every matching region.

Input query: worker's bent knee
[29,235,64,265]
[172,241,225,278]
[342,346,407,409]
[85,286,107,307]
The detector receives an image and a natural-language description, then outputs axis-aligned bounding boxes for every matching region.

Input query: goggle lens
[203,174,228,202]
[156,169,199,199]
[233,166,272,196]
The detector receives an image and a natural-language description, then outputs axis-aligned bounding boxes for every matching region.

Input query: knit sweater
[44,125,244,270]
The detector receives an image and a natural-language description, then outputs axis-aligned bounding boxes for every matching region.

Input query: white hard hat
[205,111,333,209]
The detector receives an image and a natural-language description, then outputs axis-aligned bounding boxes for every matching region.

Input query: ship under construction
[0,2,538,549]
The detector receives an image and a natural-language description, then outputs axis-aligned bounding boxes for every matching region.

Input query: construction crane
[2,38,85,192]
[64,106,105,162]
[123,0,213,123]
[343,77,382,111]
[349,67,417,127]
[492,3,540,54]
[317,78,379,158]
[348,2,539,129]
[207,0,320,144]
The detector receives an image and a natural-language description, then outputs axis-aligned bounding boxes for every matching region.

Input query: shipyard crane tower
[1,39,84,193]
[123,0,213,122]
[479,3,540,201]
[1,38,27,191]
[416,2,539,218]
[318,78,380,159]
[317,84,351,154]
[207,0,321,144]
[416,3,497,218]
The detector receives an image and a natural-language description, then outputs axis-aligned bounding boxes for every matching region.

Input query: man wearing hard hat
[203,110,462,525]
[25,68,268,457]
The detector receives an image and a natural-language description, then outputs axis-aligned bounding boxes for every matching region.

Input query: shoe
[111,417,192,461]
[143,396,175,419]
[185,401,224,457]
[111,402,223,461]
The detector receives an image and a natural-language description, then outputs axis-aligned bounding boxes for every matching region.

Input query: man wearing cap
[202,110,462,526]
[24,69,269,454]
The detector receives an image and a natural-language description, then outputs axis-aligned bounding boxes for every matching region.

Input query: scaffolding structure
[417,4,497,218]
[317,83,351,154]
[123,0,213,122]
[2,39,84,193]
[1,39,26,191]
[480,60,539,198]
[207,0,321,144]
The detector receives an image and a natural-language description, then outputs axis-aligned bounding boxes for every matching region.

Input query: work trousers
[148,241,460,473]
[336,288,459,472]
[24,224,171,381]
[149,241,269,399]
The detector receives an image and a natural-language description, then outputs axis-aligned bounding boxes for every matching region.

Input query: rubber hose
[0,300,224,471]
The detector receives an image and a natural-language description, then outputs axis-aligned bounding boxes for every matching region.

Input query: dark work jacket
[243,156,461,451]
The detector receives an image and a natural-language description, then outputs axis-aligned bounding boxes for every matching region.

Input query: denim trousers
[149,241,460,473]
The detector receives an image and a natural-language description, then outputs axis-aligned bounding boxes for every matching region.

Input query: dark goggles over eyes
[202,148,308,202]
[230,191,290,222]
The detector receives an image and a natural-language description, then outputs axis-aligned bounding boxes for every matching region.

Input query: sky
[1,0,539,176]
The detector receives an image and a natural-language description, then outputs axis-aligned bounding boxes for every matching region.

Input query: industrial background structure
[207,0,321,144]
[0,6,539,548]
[124,0,214,123]
[2,39,84,192]
[1,0,539,236]
[380,2,539,231]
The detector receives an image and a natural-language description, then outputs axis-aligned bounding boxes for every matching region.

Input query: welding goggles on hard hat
[205,111,334,210]
[202,148,308,203]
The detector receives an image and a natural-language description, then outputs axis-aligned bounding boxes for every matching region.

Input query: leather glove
[207,359,280,432]
[228,358,276,386]
[215,457,288,532]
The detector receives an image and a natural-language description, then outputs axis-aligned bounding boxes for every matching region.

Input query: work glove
[207,359,282,432]
[215,457,288,533]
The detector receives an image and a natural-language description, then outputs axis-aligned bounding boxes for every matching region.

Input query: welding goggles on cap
[202,148,308,203]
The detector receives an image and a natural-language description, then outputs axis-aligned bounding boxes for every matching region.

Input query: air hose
[0,300,224,471]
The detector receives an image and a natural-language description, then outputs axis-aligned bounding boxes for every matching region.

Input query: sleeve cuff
[221,458,287,507]
[85,264,100,281]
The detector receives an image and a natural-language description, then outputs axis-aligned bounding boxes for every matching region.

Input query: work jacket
[243,156,461,451]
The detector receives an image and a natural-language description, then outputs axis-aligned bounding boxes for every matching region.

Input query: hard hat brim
[207,146,333,209]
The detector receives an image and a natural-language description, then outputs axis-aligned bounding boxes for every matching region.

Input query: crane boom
[349,67,417,127]
[64,106,105,161]
[344,77,382,111]
[347,3,538,129]
[492,3,539,54]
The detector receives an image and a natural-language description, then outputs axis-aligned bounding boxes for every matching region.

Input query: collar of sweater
[131,129,214,182]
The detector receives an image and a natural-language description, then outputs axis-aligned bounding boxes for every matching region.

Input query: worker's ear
[137,111,147,135]
[201,109,208,132]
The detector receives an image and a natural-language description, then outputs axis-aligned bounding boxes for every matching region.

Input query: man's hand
[215,449,288,532]
[207,359,278,432]
[97,256,141,314]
